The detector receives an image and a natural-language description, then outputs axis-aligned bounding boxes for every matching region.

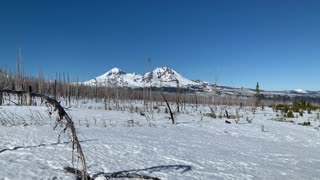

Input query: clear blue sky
[0,0,319,91]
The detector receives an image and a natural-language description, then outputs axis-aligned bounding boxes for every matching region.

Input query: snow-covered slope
[85,68,143,87]
[142,66,198,87]
[1,105,320,179]
[293,89,307,94]
[85,67,199,88]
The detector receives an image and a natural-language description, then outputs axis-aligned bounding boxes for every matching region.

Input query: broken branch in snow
[109,172,161,180]
[64,166,91,180]
[64,166,161,180]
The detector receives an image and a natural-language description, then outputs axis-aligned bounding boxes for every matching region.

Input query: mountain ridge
[85,66,201,88]
[84,67,320,98]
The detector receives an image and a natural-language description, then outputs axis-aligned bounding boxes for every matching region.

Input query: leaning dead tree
[0,89,88,180]
[0,89,161,180]
[161,91,175,124]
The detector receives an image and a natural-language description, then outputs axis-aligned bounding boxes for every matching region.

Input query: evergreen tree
[255,82,261,108]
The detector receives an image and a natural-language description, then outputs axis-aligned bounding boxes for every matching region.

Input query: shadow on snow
[92,164,192,179]
[0,139,97,154]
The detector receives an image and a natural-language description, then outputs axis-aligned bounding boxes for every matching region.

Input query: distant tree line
[1,65,319,109]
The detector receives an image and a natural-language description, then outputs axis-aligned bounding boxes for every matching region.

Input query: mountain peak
[106,67,125,75]
[140,66,196,86]
[154,66,172,72]
[85,66,198,88]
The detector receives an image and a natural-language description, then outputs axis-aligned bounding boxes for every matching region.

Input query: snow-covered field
[1,103,320,180]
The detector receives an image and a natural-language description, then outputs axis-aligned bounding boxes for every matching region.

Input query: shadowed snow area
[0,106,320,179]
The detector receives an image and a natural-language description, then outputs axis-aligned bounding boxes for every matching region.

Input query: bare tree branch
[0,89,88,180]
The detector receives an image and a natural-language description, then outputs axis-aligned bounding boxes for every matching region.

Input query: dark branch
[0,89,88,180]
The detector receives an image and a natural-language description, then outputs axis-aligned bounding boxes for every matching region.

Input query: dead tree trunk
[176,81,180,113]
[54,80,57,99]
[0,89,88,180]
[28,86,32,106]
[0,92,2,105]
[194,92,198,111]
[161,91,174,124]
[225,109,229,119]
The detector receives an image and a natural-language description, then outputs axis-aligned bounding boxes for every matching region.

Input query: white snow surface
[294,89,307,94]
[1,104,320,179]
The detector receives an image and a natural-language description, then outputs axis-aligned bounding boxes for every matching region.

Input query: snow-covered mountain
[142,66,198,87]
[85,67,143,87]
[84,67,320,99]
[85,66,200,88]
[293,89,307,94]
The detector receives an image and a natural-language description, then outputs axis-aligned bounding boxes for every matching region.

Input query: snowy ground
[1,104,320,180]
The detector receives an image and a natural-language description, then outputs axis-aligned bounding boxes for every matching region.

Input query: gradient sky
[0,0,319,90]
